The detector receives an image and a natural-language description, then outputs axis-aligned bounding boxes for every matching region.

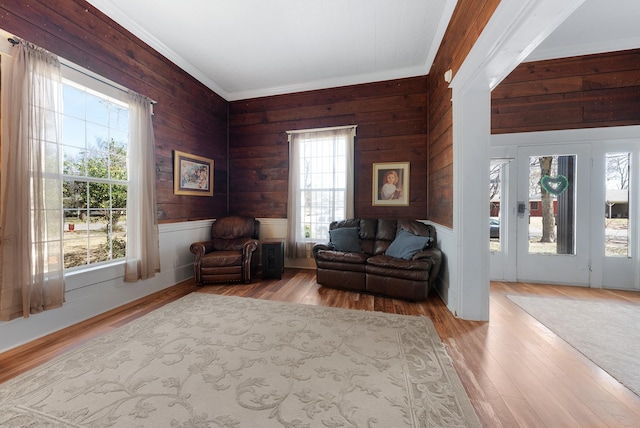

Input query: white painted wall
[429,223,454,310]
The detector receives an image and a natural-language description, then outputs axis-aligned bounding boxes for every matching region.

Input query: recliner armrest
[242,239,259,257]
[190,241,216,259]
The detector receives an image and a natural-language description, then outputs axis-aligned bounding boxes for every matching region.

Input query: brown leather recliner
[190,216,260,285]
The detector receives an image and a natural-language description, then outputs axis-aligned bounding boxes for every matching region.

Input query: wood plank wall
[427,0,501,228]
[492,49,640,133]
[14,0,626,229]
[228,77,428,219]
[0,0,229,223]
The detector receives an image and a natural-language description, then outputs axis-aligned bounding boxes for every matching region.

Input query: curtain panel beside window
[0,41,65,320]
[124,91,161,282]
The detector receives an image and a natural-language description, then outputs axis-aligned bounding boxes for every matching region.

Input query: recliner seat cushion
[315,249,368,264]
[201,250,243,267]
[366,255,431,281]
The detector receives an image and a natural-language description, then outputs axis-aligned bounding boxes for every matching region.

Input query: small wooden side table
[262,241,284,279]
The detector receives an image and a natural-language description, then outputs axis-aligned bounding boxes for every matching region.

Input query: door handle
[518,201,526,217]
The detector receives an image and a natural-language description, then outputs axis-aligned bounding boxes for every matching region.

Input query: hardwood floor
[1,269,639,427]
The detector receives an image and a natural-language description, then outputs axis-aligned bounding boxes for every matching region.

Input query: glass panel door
[516,145,591,285]
[526,155,576,255]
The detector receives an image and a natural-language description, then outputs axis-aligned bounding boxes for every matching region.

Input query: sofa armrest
[312,243,332,259]
[413,247,442,288]
[413,247,440,260]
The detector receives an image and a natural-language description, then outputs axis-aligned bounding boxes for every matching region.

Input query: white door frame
[445,0,586,320]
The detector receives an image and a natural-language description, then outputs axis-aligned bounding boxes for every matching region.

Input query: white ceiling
[525,0,640,62]
[86,0,640,101]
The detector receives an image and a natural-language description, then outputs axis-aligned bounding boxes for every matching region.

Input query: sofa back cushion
[359,218,384,254]
[327,218,437,256]
[372,219,397,255]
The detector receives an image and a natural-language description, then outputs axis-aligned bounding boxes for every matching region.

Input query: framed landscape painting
[173,150,214,196]
[372,162,409,206]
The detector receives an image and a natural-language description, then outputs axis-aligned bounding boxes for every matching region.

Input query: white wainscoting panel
[0,220,213,353]
[258,218,316,269]
[428,222,453,311]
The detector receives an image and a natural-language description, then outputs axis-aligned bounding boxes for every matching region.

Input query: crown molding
[525,36,640,62]
[86,0,231,100]
[226,64,429,101]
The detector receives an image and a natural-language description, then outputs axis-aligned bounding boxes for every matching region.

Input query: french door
[515,144,592,285]
[492,129,640,290]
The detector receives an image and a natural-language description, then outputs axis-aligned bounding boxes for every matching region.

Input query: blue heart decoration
[540,175,569,195]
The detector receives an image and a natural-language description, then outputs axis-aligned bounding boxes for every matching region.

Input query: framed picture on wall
[372,162,410,206]
[173,150,214,196]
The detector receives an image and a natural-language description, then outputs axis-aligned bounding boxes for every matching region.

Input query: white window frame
[59,64,132,288]
[287,126,356,256]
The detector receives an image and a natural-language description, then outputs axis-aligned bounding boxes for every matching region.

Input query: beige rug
[508,294,640,397]
[0,293,480,427]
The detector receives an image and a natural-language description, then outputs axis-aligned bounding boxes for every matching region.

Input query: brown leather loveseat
[312,218,441,301]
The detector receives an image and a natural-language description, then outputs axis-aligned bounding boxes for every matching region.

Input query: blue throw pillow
[386,229,432,260]
[329,227,362,252]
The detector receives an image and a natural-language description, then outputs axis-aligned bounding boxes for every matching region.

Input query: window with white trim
[61,73,129,269]
[287,127,355,257]
[300,133,347,239]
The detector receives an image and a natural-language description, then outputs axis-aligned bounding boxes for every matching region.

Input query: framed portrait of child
[372,162,409,206]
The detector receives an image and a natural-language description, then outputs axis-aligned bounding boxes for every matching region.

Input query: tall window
[286,127,355,258]
[489,159,505,252]
[61,79,129,269]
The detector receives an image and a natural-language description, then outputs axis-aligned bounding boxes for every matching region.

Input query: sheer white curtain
[0,41,65,320]
[286,132,306,258]
[286,127,355,258]
[124,91,160,282]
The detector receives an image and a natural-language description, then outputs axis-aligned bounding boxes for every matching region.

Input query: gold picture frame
[173,150,214,196]
[372,162,409,206]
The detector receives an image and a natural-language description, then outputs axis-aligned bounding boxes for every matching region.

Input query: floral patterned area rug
[0,293,480,427]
